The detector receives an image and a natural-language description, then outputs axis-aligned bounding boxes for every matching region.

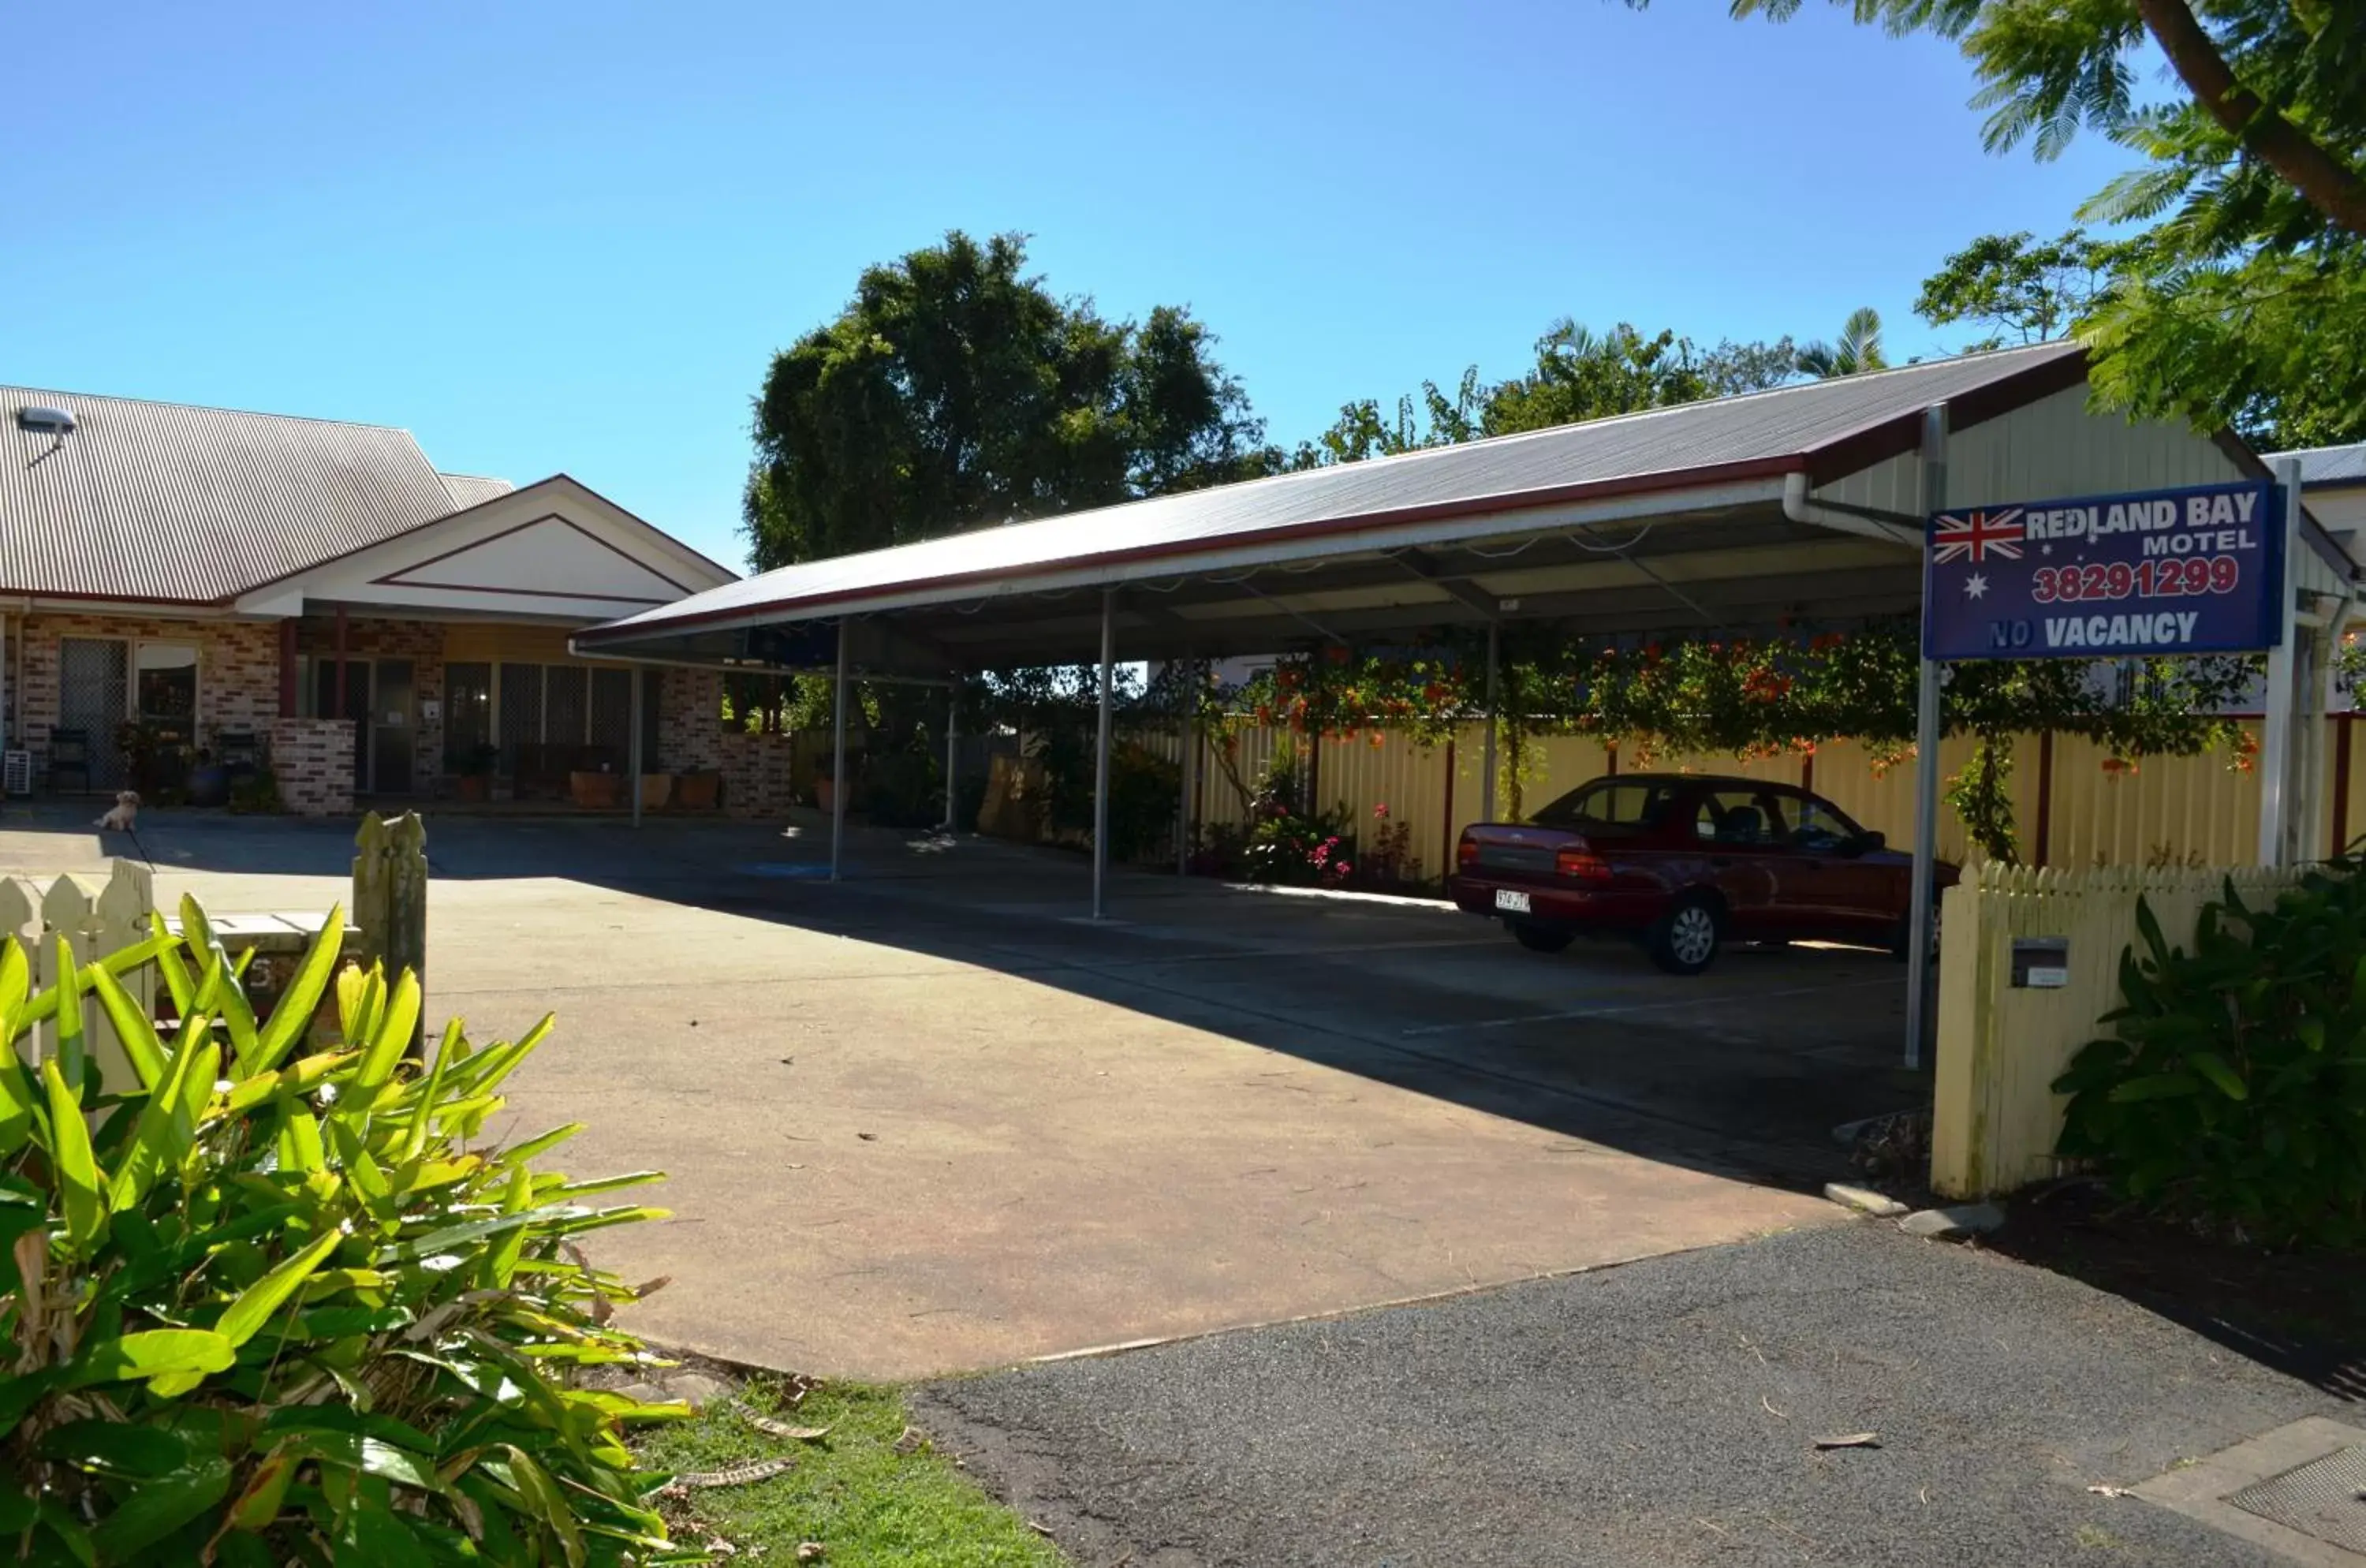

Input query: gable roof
[438,472,516,510]
[582,342,2091,647]
[0,387,732,607]
[1,388,463,604]
[250,472,738,611]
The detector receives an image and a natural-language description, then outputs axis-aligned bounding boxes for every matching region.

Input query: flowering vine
[1185,618,2261,864]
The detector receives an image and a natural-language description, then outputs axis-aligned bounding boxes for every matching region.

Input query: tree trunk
[2133,0,2366,238]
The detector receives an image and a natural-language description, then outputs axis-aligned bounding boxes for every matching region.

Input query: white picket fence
[0,859,159,1093]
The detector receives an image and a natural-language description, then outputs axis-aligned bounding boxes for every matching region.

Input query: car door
[1690,786,1791,939]
[1774,790,1895,943]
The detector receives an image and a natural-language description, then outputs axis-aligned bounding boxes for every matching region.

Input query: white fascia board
[233,584,305,618]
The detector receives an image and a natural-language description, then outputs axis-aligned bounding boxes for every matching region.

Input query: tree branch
[2132,0,2366,237]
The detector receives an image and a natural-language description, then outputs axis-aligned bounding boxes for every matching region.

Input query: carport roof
[580,345,2084,653]
[577,342,2350,673]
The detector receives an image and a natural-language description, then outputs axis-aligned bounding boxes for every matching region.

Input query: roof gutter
[1782,472,1921,548]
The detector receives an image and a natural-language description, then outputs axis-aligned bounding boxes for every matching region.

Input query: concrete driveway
[0,808,1920,1379]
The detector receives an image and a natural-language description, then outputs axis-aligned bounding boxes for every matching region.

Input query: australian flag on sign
[1931,506,2025,564]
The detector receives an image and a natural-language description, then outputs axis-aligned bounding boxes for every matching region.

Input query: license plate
[1494,889,1532,914]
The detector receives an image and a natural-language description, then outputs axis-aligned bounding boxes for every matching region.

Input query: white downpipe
[2258,461,2305,866]
[1781,471,1921,547]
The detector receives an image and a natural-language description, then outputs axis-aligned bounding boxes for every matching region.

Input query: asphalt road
[917,1223,2351,1568]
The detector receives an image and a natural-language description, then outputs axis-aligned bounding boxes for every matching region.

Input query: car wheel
[1649,895,1722,976]
[1510,923,1574,954]
[1891,900,1942,963]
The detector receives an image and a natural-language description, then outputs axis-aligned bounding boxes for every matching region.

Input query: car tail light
[1457,834,1479,867]
[1555,842,1612,882]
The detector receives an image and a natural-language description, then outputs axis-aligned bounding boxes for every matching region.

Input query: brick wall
[269,719,354,816]
[651,670,811,816]
[11,614,282,784]
[657,667,726,773]
[296,617,446,786]
[716,731,804,817]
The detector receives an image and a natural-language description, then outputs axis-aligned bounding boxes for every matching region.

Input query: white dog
[94,790,140,832]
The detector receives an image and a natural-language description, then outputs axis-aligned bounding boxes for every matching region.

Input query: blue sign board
[1924,480,2284,660]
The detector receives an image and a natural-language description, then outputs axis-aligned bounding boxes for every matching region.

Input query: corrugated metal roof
[2269,441,2366,487]
[581,342,2086,646]
[0,388,461,604]
[438,472,516,510]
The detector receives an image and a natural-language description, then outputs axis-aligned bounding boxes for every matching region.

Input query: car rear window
[1532,779,1676,829]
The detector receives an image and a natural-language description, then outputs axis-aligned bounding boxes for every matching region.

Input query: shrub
[226,768,282,816]
[2053,862,2366,1249]
[1033,734,1181,863]
[856,745,943,829]
[1,900,689,1565]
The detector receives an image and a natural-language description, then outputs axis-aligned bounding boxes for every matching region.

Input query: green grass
[634,1379,1063,1566]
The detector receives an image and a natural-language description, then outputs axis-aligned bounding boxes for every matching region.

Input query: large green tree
[1913,229,2121,349]
[744,231,1271,569]
[1295,319,1801,465]
[1668,0,2366,448]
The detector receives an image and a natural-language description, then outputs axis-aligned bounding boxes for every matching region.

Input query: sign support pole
[1092,588,1115,920]
[1481,619,1500,822]
[830,622,849,882]
[1905,402,1948,1071]
[2257,458,2304,866]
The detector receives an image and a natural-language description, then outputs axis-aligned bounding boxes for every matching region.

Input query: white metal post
[1905,402,1949,1072]
[2257,458,2305,866]
[1092,590,1115,919]
[830,622,849,882]
[942,680,959,833]
[1480,620,1500,822]
[628,670,644,829]
[1177,655,1196,876]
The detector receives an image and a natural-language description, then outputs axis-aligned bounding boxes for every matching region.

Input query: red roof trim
[1799,346,2091,485]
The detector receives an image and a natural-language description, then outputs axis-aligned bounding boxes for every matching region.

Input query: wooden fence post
[353,811,428,1055]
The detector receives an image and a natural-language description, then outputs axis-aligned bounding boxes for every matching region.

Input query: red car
[1451,773,1956,975]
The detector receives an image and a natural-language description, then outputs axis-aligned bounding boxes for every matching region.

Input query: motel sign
[1923,480,2286,660]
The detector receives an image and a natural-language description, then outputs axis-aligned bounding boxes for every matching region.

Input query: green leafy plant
[2054,863,2366,1249]
[226,768,282,816]
[1,900,691,1565]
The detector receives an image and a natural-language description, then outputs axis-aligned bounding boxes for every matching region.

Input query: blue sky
[5,1,2140,571]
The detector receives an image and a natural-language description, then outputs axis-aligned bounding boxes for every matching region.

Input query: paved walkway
[917,1223,2356,1568]
[0,808,1911,1379]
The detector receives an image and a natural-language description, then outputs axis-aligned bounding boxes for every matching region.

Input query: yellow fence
[1167,715,2366,878]
[1928,862,2304,1199]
